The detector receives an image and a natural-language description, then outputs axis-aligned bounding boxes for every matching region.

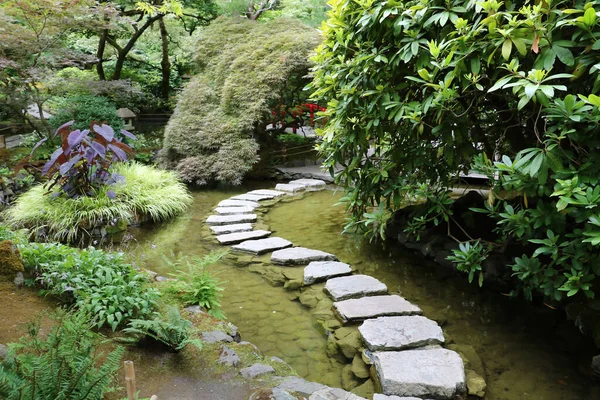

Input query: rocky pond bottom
[123,183,600,399]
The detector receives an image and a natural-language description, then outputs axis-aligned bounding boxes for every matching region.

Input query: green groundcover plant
[0,309,124,400]
[20,243,160,330]
[310,0,600,302]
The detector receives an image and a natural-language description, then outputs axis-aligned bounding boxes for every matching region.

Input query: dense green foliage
[163,252,226,318]
[20,243,160,330]
[49,96,123,132]
[160,16,321,185]
[6,162,193,243]
[311,0,600,302]
[0,309,124,400]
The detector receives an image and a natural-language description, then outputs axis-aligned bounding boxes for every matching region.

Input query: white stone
[275,183,306,193]
[231,193,275,201]
[218,199,260,208]
[206,214,257,225]
[215,230,271,245]
[334,295,422,323]
[304,261,352,284]
[324,275,387,301]
[210,223,253,235]
[249,189,286,197]
[359,316,444,351]
[272,247,338,265]
[232,237,293,255]
[289,178,327,190]
[214,206,255,215]
[373,349,466,399]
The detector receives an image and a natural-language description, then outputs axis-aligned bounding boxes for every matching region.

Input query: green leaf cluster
[310,0,600,301]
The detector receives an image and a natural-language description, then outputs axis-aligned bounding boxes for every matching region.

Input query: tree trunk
[158,18,171,100]
[97,29,108,80]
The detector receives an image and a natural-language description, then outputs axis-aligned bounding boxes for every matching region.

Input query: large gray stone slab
[206,214,257,225]
[210,223,253,235]
[309,387,367,400]
[275,183,306,193]
[276,377,328,396]
[249,189,286,197]
[359,316,444,351]
[289,178,327,190]
[215,230,271,245]
[214,206,255,215]
[324,275,387,301]
[334,295,422,323]
[272,247,338,265]
[231,193,274,201]
[202,330,233,343]
[304,261,352,284]
[373,395,430,400]
[240,363,275,379]
[218,199,260,208]
[373,349,466,399]
[232,237,293,255]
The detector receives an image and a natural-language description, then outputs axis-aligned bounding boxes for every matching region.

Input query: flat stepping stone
[309,387,367,400]
[231,193,274,201]
[206,214,257,225]
[214,206,255,215]
[359,316,444,351]
[289,178,326,190]
[275,183,306,193]
[304,261,352,284]
[232,237,292,255]
[334,295,422,323]
[215,230,271,245]
[249,189,286,197]
[373,349,465,399]
[324,275,387,301]
[210,223,253,235]
[374,395,430,400]
[271,247,338,265]
[218,199,260,208]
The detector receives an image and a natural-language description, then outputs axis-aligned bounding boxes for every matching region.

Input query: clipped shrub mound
[160,16,321,186]
[5,162,193,242]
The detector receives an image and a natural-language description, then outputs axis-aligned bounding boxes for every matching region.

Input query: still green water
[122,185,600,399]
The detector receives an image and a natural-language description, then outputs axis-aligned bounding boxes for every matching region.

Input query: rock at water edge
[231,193,275,201]
[206,214,257,226]
[275,183,306,193]
[276,376,328,396]
[304,261,352,284]
[373,348,465,399]
[232,237,293,255]
[309,387,367,400]
[214,206,255,215]
[202,330,234,343]
[210,223,253,235]
[240,363,275,379]
[218,199,260,208]
[249,189,286,197]
[359,316,444,351]
[334,295,422,323]
[289,178,326,190]
[272,247,338,265]
[324,275,387,301]
[215,230,271,245]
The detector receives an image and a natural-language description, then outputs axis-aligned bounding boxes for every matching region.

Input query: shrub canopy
[160,16,321,185]
[310,0,600,301]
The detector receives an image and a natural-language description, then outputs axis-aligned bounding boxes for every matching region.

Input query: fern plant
[122,307,202,352]
[0,309,124,400]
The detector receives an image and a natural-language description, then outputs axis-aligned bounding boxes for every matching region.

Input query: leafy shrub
[49,95,123,132]
[6,162,193,243]
[160,16,321,186]
[20,243,160,330]
[122,306,202,352]
[275,133,316,148]
[30,121,135,199]
[163,252,226,319]
[310,0,600,302]
[0,309,124,400]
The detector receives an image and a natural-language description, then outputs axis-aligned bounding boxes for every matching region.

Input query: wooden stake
[124,360,137,400]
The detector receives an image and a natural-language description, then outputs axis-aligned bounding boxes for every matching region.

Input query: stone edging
[205,179,481,400]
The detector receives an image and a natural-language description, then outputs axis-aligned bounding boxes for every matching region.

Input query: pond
[120,184,600,399]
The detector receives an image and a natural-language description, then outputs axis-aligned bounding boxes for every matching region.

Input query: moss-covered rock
[0,240,23,276]
[160,17,321,186]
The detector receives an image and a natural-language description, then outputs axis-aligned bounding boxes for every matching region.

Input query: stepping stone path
[232,237,292,255]
[272,247,338,265]
[214,206,255,215]
[325,275,388,301]
[304,261,352,284]
[210,223,253,235]
[206,214,257,225]
[333,295,422,323]
[204,180,466,399]
[215,230,271,245]
[359,316,444,351]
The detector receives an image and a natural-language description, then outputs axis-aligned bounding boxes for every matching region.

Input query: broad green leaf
[553,45,575,66]
[502,39,513,61]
